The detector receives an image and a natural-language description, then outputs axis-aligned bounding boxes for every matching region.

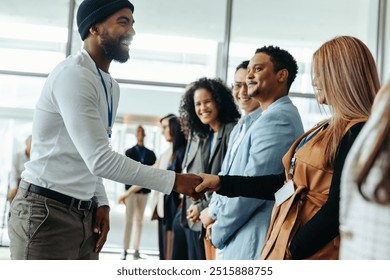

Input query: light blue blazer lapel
[226,109,262,173]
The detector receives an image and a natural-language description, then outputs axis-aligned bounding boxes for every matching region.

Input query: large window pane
[118,83,184,117]
[290,97,331,131]
[228,0,379,93]
[0,0,70,73]
[0,74,44,109]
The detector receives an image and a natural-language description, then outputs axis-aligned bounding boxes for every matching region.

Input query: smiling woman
[179,77,240,259]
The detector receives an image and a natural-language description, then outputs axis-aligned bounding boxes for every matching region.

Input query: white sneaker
[121,250,127,260]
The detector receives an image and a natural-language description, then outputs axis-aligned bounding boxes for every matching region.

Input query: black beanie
[77,0,134,40]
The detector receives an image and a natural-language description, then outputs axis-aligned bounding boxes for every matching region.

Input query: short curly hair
[255,45,298,91]
[180,77,241,138]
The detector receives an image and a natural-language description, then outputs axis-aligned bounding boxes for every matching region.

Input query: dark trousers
[184,227,206,260]
[157,217,166,260]
[8,185,98,260]
[171,209,188,259]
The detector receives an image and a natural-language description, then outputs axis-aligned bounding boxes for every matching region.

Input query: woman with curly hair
[179,77,240,259]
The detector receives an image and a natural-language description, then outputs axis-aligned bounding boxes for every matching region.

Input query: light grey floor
[0,245,159,260]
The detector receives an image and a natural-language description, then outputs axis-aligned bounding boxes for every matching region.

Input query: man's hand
[195,173,221,193]
[7,187,18,203]
[173,173,204,200]
[93,205,110,253]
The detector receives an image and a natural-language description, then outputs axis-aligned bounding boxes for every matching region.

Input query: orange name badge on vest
[274,179,295,206]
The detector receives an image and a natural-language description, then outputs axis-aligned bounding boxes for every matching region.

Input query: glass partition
[0,0,71,73]
[227,0,379,91]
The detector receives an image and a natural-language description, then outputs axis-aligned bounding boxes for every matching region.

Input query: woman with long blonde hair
[311,35,379,168]
[195,36,380,259]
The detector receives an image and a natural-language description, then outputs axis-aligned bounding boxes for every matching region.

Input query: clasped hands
[173,172,221,199]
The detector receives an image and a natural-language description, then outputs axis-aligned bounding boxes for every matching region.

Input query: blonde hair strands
[312,36,380,168]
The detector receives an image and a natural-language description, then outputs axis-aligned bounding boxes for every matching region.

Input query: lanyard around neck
[95,64,113,140]
[288,121,329,177]
[135,145,146,163]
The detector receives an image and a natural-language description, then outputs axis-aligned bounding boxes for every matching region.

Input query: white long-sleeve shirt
[22,49,175,206]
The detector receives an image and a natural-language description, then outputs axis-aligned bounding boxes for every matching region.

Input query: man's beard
[100,33,130,63]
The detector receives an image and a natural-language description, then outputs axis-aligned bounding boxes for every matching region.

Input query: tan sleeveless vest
[260,119,366,260]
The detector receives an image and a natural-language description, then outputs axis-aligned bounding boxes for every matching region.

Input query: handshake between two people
[173,173,221,199]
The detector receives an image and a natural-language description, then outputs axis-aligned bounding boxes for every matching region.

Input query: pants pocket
[29,200,50,240]
[8,192,33,243]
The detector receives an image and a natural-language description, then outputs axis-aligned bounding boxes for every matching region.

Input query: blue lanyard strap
[135,146,146,163]
[289,121,329,177]
[95,64,113,139]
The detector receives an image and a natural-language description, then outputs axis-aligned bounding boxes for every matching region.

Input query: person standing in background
[7,135,32,203]
[151,114,187,260]
[118,125,156,260]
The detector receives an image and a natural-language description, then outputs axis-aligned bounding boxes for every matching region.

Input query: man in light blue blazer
[205,47,304,259]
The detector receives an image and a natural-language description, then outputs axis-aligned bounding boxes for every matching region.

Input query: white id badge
[274,179,295,206]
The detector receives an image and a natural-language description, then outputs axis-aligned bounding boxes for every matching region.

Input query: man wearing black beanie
[8,0,202,260]
[77,0,134,41]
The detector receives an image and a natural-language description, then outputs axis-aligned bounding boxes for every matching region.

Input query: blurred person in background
[118,125,156,260]
[151,114,186,259]
[7,135,32,203]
